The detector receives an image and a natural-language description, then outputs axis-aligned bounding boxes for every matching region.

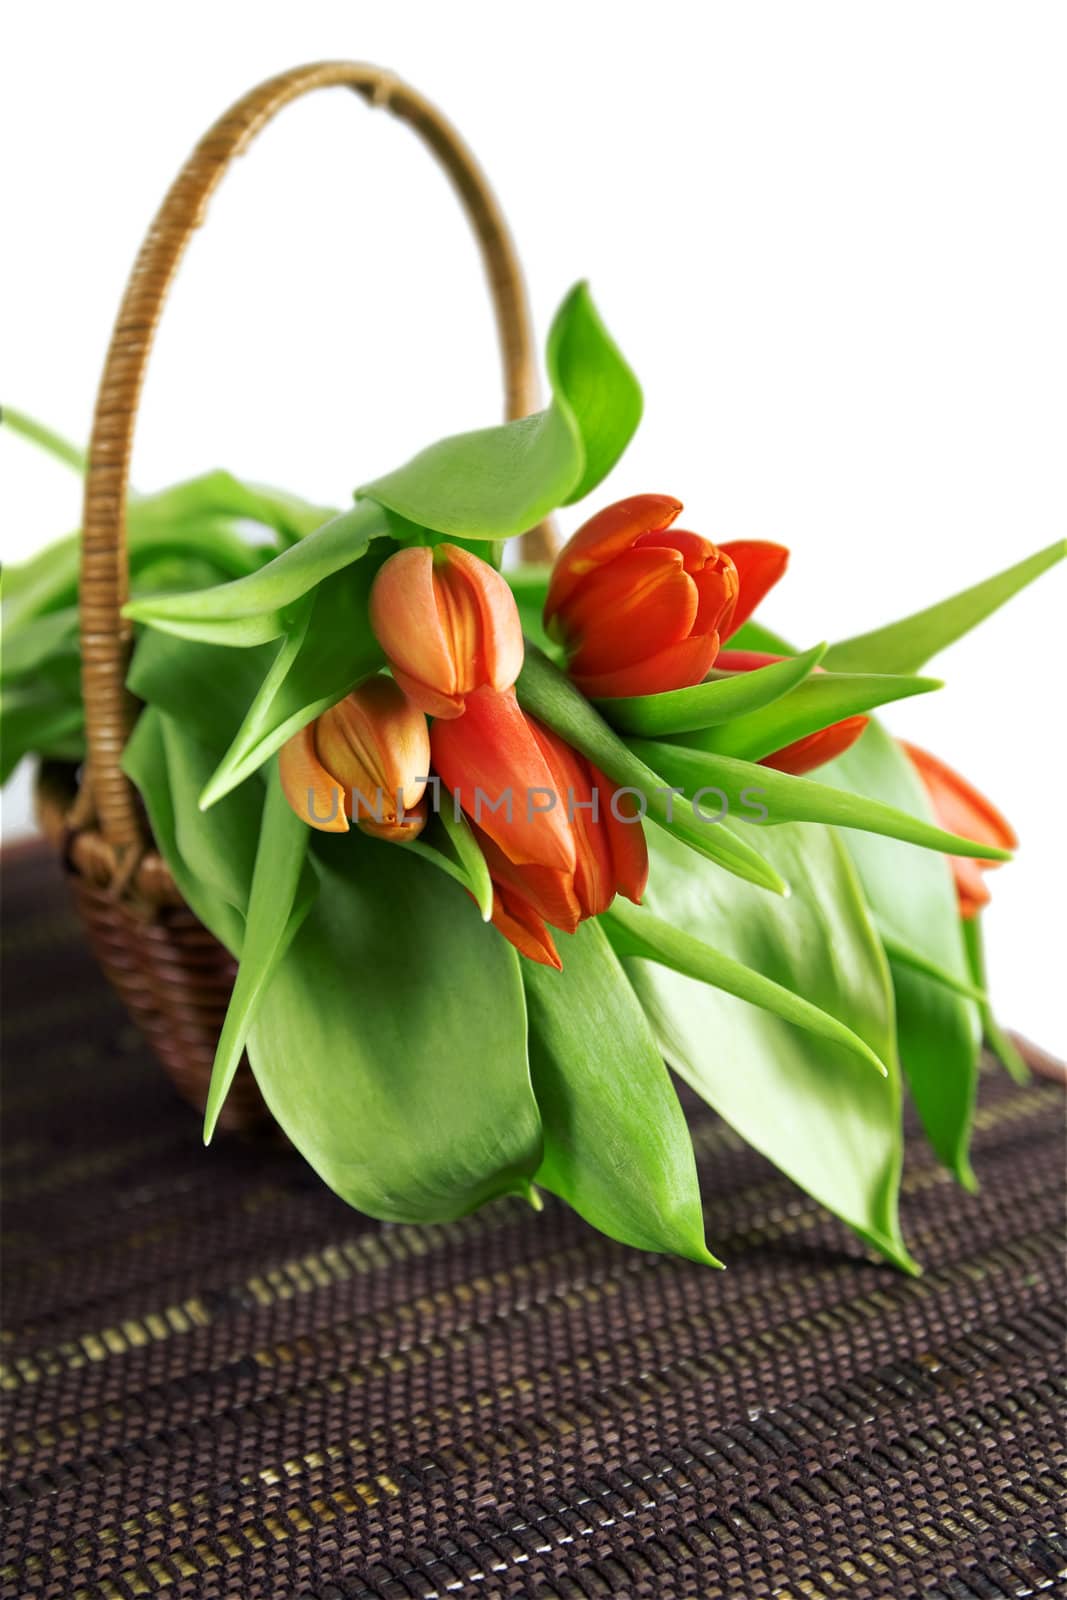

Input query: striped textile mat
[1,842,1064,1600]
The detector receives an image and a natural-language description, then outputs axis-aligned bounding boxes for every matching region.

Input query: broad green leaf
[677,670,942,761]
[0,605,80,684]
[516,645,788,895]
[823,540,1066,674]
[247,828,543,1223]
[962,915,1030,1085]
[199,553,389,809]
[629,737,1013,862]
[204,766,318,1141]
[128,630,275,754]
[0,683,83,782]
[625,823,914,1271]
[524,918,718,1265]
[2,505,264,634]
[358,284,641,539]
[822,721,982,1182]
[605,899,888,1078]
[121,708,247,953]
[890,959,980,1192]
[158,715,260,927]
[599,645,826,737]
[402,798,494,922]
[548,281,643,505]
[125,469,334,547]
[123,501,389,643]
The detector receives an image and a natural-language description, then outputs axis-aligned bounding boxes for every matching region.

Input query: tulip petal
[544,494,683,626]
[715,649,784,672]
[531,722,616,920]
[564,548,700,676]
[391,667,466,721]
[761,715,870,776]
[636,531,739,636]
[573,632,721,699]
[369,546,457,703]
[278,723,349,833]
[473,823,583,933]
[597,767,650,905]
[441,544,525,695]
[316,677,431,819]
[430,687,577,872]
[899,742,1018,854]
[719,541,790,638]
[492,885,563,969]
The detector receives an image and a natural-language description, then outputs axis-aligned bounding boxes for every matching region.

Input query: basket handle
[81,60,558,865]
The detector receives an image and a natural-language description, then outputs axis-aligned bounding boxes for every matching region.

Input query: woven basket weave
[35,61,557,1133]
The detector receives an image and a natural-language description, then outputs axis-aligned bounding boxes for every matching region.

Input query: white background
[2,3,1064,1050]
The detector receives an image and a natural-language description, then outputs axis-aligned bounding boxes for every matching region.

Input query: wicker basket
[35,61,558,1133]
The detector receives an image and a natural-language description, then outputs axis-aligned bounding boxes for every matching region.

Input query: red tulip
[369,542,524,719]
[279,676,430,840]
[543,494,788,699]
[901,742,1017,917]
[431,686,648,967]
[715,649,869,775]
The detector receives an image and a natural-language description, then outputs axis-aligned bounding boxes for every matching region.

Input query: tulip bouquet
[2,283,1062,1272]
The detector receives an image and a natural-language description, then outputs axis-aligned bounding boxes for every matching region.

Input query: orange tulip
[901,742,1017,917]
[543,494,789,699]
[430,686,648,967]
[279,676,430,840]
[369,542,524,719]
[715,648,869,776]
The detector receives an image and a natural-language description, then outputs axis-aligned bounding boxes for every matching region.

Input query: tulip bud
[431,686,647,967]
[369,543,524,719]
[279,676,430,840]
[901,742,1017,917]
[543,495,791,701]
[544,495,739,699]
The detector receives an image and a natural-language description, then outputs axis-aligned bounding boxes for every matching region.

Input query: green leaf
[677,670,942,761]
[121,708,247,953]
[199,552,389,809]
[157,715,260,930]
[962,915,1030,1085]
[874,921,987,1003]
[128,630,275,755]
[2,497,265,635]
[547,281,643,505]
[1,404,86,473]
[628,737,1013,862]
[204,766,318,1142]
[0,683,83,783]
[247,829,543,1223]
[515,645,788,895]
[0,605,80,685]
[125,468,334,547]
[625,823,914,1271]
[822,721,983,1183]
[823,540,1067,674]
[358,283,641,539]
[597,644,827,736]
[604,900,889,1079]
[523,918,718,1265]
[123,501,389,644]
[402,798,494,922]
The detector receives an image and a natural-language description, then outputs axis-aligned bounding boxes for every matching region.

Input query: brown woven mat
[2,843,1064,1600]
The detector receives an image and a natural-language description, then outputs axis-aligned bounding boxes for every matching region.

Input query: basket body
[57,63,555,1131]
[37,764,268,1129]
